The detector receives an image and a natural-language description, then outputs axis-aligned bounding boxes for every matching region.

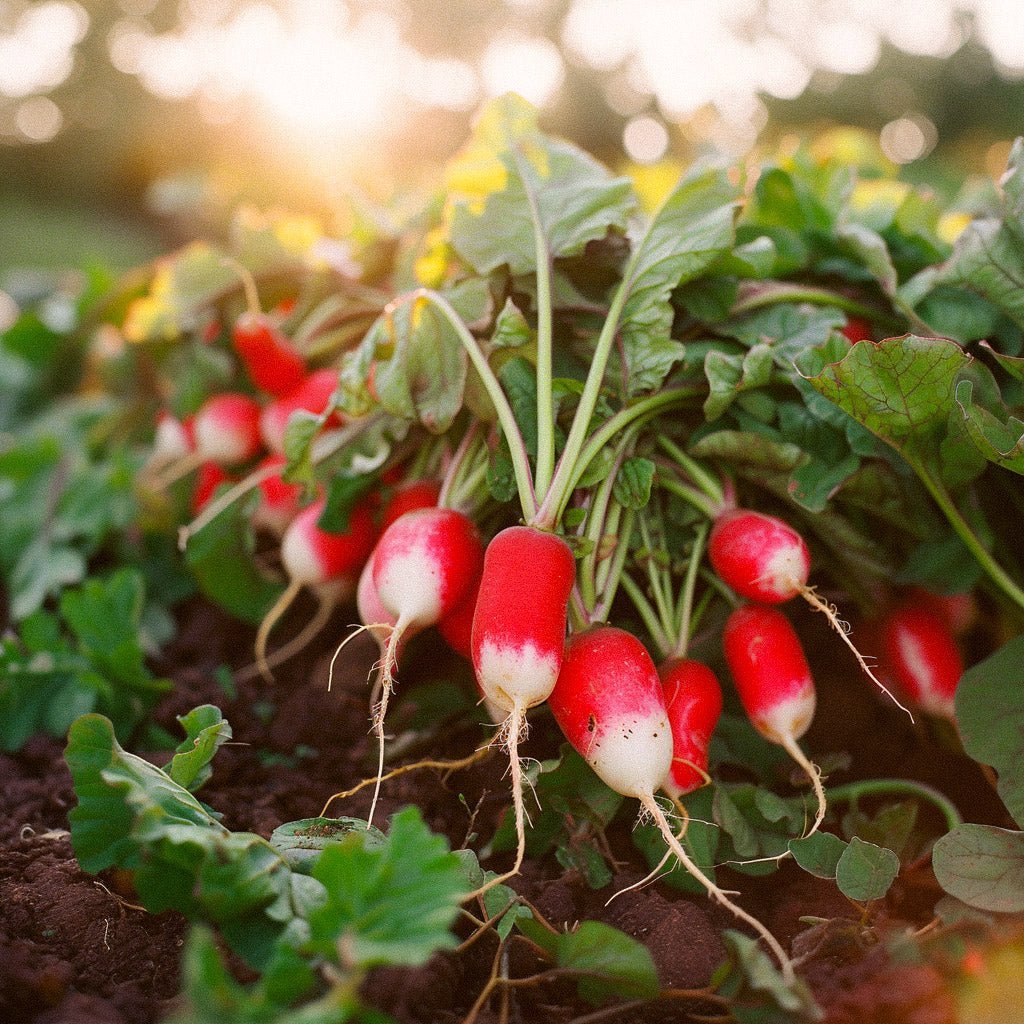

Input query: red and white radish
[723,604,825,835]
[260,369,341,455]
[659,658,723,799]
[438,571,480,661]
[877,602,964,719]
[841,316,872,343]
[710,508,910,716]
[464,526,575,885]
[356,557,398,661]
[251,454,304,536]
[365,506,483,822]
[254,497,376,681]
[232,311,306,397]
[192,393,263,465]
[906,588,977,639]
[550,625,795,981]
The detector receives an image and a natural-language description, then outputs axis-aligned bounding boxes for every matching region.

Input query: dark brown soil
[0,597,1007,1023]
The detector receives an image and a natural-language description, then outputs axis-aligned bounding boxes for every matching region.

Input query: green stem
[914,462,1024,613]
[638,514,675,642]
[413,290,538,520]
[580,447,628,612]
[533,272,635,528]
[672,523,709,660]
[618,573,670,654]
[594,508,636,621]
[827,779,962,833]
[515,148,556,498]
[657,436,725,505]
[544,387,701,527]
[729,282,887,323]
[657,475,720,521]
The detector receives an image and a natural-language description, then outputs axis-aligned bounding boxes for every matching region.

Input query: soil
[0,597,1010,1024]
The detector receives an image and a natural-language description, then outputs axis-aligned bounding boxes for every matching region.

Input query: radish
[192,393,263,465]
[151,411,194,466]
[260,369,342,455]
[659,658,722,799]
[380,479,442,532]
[906,588,977,638]
[876,602,964,719]
[232,311,307,397]
[356,556,398,661]
[550,625,795,981]
[709,508,911,717]
[438,571,480,660]
[366,506,483,823]
[841,316,872,343]
[254,497,376,681]
[191,461,233,515]
[466,526,575,885]
[722,604,825,837]
[251,454,303,536]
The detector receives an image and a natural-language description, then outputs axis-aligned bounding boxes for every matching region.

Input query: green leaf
[318,475,377,534]
[169,705,232,793]
[366,296,468,433]
[955,379,1024,475]
[270,817,385,874]
[481,884,534,942]
[803,335,973,483]
[446,94,636,277]
[184,499,283,626]
[834,836,900,901]
[837,222,898,296]
[491,297,532,349]
[65,713,303,967]
[937,140,1024,331]
[556,922,660,1005]
[954,635,1024,828]
[9,541,86,620]
[789,832,848,879]
[615,163,737,394]
[704,343,773,421]
[933,824,1024,913]
[721,931,820,1019]
[612,457,655,510]
[307,806,468,969]
[498,356,539,458]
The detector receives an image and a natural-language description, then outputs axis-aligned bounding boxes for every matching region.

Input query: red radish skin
[191,462,233,515]
[232,312,307,397]
[252,454,304,536]
[709,509,810,604]
[193,393,263,465]
[550,625,795,981]
[659,659,723,799]
[260,369,342,454]
[380,480,441,532]
[723,604,825,837]
[438,571,480,660]
[550,627,673,799]
[878,603,964,719]
[906,588,977,638]
[255,498,376,681]
[841,316,873,343]
[472,527,577,716]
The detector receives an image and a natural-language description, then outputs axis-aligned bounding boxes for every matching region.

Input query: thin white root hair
[253,580,302,684]
[606,848,675,906]
[147,451,206,493]
[779,732,827,841]
[327,622,392,693]
[800,586,914,723]
[469,704,528,899]
[639,792,797,985]
[237,592,337,683]
[366,618,409,830]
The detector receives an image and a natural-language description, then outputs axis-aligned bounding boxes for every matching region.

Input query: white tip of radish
[762,546,809,600]
[753,689,816,745]
[583,711,673,801]
[475,640,561,714]
[374,543,444,628]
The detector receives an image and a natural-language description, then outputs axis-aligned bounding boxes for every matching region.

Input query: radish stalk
[722,605,826,839]
[549,625,795,982]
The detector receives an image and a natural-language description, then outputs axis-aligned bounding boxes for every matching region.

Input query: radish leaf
[835,836,900,901]
[933,825,1024,913]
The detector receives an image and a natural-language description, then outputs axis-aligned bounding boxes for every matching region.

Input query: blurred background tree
[2,0,1023,277]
